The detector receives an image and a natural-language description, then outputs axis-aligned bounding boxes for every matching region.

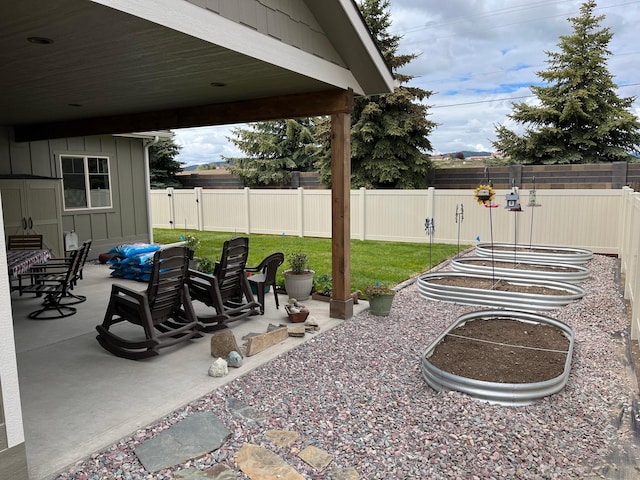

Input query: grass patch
[154,228,466,293]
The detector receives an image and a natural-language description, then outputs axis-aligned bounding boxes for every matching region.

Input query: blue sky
[174,0,640,166]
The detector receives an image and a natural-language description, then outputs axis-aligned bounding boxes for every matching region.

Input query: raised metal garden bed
[451,256,591,284]
[421,309,575,406]
[475,243,593,265]
[417,272,586,311]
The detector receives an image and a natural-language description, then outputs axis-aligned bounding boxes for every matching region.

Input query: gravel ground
[57,254,640,479]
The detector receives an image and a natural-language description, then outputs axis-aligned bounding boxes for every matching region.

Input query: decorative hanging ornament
[474,184,496,206]
[505,187,522,212]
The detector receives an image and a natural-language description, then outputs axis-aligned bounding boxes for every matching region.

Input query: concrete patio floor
[10,264,368,480]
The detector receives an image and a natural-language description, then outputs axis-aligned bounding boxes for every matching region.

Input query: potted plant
[283,252,314,301]
[311,273,332,302]
[196,256,217,274]
[364,283,396,316]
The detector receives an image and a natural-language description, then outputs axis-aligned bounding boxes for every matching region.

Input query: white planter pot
[283,270,314,301]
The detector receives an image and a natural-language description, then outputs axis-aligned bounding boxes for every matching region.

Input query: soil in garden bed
[488,246,577,254]
[459,259,579,273]
[428,276,571,295]
[428,318,570,383]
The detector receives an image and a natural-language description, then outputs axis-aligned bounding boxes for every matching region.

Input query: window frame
[59,154,113,211]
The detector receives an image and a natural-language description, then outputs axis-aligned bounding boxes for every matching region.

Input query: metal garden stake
[455,204,464,257]
[425,217,435,270]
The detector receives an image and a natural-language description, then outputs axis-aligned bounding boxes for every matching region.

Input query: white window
[60,155,112,210]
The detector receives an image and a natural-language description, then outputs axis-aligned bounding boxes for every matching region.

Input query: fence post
[359,187,366,241]
[195,187,203,231]
[167,187,175,229]
[297,187,304,237]
[244,187,251,234]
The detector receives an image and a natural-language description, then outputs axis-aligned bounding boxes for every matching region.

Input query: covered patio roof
[1,3,393,478]
[2,0,393,140]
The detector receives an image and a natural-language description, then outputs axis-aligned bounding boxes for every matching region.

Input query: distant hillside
[456,151,492,157]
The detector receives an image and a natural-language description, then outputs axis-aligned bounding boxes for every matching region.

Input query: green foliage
[183,234,200,252]
[196,256,217,273]
[224,118,321,187]
[196,163,217,170]
[314,274,332,295]
[149,137,184,188]
[363,283,395,299]
[493,0,640,164]
[287,252,310,273]
[316,0,436,189]
[154,229,465,294]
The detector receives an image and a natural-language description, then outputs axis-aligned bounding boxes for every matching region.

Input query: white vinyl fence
[151,186,640,338]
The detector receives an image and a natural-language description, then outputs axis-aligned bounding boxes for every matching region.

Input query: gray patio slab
[11,263,368,480]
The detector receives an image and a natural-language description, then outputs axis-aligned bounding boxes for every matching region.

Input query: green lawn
[153,228,466,294]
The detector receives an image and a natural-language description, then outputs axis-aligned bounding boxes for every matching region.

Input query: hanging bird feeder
[505,188,522,212]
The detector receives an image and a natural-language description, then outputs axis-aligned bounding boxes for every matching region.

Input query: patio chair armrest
[110,283,146,302]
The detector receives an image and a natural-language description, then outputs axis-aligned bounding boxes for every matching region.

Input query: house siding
[185,0,345,66]
[0,127,151,258]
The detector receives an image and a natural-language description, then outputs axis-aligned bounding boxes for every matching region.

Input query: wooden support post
[330,111,353,320]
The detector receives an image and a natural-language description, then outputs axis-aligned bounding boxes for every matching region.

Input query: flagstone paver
[174,464,236,480]
[264,429,300,448]
[298,445,333,471]
[236,443,305,480]
[134,413,230,472]
[225,396,266,423]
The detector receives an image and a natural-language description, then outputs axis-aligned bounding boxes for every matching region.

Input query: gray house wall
[0,127,151,258]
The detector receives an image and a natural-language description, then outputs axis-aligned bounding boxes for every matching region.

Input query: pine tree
[149,137,183,188]
[224,118,319,187]
[493,0,640,164]
[317,0,436,188]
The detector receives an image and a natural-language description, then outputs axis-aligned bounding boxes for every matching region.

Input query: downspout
[143,136,160,244]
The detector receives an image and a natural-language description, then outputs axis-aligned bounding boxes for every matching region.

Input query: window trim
[59,154,113,211]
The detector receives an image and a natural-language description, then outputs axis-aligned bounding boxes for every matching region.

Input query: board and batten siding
[0,127,152,258]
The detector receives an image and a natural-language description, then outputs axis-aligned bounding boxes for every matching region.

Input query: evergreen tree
[316,0,436,189]
[149,137,184,188]
[493,0,640,164]
[224,118,320,187]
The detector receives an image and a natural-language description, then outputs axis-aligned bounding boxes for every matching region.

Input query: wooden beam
[14,89,354,142]
[329,110,353,320]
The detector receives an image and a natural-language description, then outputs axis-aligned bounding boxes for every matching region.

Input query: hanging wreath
[474,184,495,205]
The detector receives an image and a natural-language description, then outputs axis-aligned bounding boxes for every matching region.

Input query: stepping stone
[226,396,266,424]
[298,445,333,471]
[264,429,300,447]
[174,464,236,480]
[134,413,230,472]
[329,466,359,480]
[236,443,304,480]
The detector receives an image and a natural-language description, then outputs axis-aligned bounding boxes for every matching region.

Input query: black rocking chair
[96,246,201,359]
[187,237,260,331]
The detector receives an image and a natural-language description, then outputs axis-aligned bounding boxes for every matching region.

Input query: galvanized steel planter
[417,272,586,311]
[451,256,591,284]
[475,243,593,265]
[421,310,574,406]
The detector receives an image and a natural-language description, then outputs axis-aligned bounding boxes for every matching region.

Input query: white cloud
[174,0,640,165]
